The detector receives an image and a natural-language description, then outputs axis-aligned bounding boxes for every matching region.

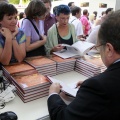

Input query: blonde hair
[89,14,95,21]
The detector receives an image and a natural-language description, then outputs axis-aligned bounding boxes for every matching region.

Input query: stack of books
[50,55,76,74]
[11,70,50,103]
[2,62,35,83]
[75,57,106,78]
[25,56,56,76]
[2,62,51,103]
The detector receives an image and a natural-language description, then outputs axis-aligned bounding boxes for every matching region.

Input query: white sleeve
[76,21,83,36]
[86,26,100,44]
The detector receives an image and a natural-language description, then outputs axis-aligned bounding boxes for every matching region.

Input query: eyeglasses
[90,44,105,52]
[59,17,69,22]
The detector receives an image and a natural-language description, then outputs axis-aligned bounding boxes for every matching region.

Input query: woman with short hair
[0,2,26,65]
[45,4,78,55]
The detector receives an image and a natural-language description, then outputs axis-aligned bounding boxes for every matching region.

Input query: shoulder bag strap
[71,19,76,23]
[23,18,41,39]
[55,24,61,44]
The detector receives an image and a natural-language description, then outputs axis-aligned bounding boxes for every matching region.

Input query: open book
[53,41,95,59]
[46,76,79,97]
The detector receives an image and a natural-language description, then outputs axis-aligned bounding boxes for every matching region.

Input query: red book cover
[25,56,56,67]
[2,62,34,74]
[11,70,50,90]
[82,57,106,67]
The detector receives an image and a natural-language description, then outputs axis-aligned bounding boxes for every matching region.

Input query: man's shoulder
[80,16,88,21]
[50,13,55,18]
[73,19,81,25]
[47,13,56,20]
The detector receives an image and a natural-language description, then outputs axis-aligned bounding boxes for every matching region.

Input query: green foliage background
[9,0,19,4]
[9,0,29,4]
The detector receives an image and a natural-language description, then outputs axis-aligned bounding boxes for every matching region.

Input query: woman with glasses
[0,2,26,65]
[45,4,78,55]
[21,0,47,57]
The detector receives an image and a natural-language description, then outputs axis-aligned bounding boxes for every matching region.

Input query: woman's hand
[0,27,12,40]
[52,44,64,52]
[12,26,18,39]
[41,35,47,45]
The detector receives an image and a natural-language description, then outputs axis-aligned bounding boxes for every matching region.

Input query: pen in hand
[75,80,84,89]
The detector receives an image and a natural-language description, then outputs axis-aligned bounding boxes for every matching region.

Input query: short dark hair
[56,4,70,16]
[71,6,81,16]
[0,2,17,21]
[83,9,88,15]
[41,0,52,6]
[19,12,24,19]
[53,6,58,16]
[105,8,113,15]
[93,11,97,16]
[68,2,74,7]
[101,11,105,16]
[98,10,120,54]
[25,0,47,19]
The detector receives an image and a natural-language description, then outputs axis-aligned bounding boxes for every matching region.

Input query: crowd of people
[0,0,120,120]
[0,0,114,64]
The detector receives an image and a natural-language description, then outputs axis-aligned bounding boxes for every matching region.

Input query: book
[11,70,50,90]
[46,76,79,97]
[75,57,106,77]
[17,91,48,103]
[25,56,56,68]
[25,56,57,76]
[84,57,105,67]
[53,41,95,59]
[50,55,76,63]
[2,62,34,74]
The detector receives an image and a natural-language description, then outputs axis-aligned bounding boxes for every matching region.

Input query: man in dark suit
[47,10,120,120]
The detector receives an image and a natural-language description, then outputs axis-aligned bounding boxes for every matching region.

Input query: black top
[56,24,73,45]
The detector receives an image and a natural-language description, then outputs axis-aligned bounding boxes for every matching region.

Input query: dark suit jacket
[47,61,120,120]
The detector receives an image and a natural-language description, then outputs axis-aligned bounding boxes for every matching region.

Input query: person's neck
[74,15,78,19]
[46,13,50,18]
[57,23,68,29]
[34,18,39,24]
[83,15,87,17]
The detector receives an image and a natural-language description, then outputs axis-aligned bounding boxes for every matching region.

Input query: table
[1,71,87,120]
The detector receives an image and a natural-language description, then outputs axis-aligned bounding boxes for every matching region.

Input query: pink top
[80,15,90,36]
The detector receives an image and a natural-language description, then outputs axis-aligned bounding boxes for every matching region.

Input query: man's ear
[106,43,114,57]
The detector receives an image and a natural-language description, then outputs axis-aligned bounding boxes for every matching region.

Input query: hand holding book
[51,44,65,53]
[53,41,95,59]
[49,83,61,95]
[47,76,79,97]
